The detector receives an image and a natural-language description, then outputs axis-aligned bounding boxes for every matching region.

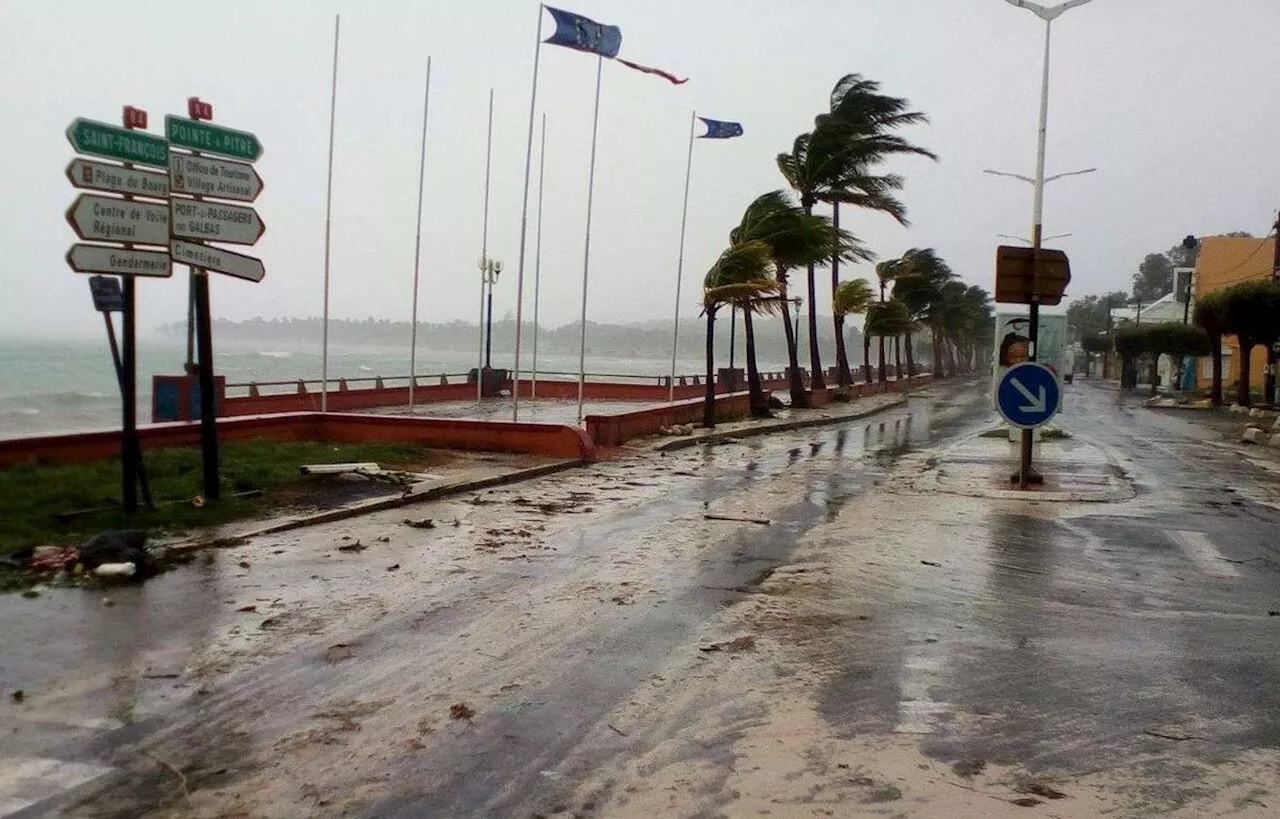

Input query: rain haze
[1,0,1278,339]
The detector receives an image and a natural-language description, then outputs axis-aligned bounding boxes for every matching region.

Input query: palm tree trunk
[894,336,903,379]
[834,314,853,386]
[931,326,944,377]
[904,330,916,377]
[743,309,769,417]
[830,206,852,387]
[862,331,872,384]
[944,340,958,377]
[803,206,825,392]
[703,307,717,429]
[778,283,807,407]
[1210,334,1223,407]
[877,335,886,382]
[1238,338,1253,407]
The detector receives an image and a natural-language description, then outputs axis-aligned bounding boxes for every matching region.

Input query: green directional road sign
[166,116,262,162]
[66,118,169,168]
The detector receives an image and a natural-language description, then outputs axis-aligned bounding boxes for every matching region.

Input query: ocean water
[0,337,709,437]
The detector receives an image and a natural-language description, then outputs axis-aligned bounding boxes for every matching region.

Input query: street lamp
[1000,0,1097,487]
[998,0,1097,249]
[478,256,504,370]
[983,167,1096,186]
[998,232,1073,244]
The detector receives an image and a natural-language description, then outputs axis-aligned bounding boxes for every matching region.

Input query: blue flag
[544,7,622,58]
[699,118,744,139]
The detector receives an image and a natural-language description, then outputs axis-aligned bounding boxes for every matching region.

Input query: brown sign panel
[995,246,1071,306]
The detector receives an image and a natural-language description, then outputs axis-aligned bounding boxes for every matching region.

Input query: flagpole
[478,88,494,406]
[408,57,432,412]
[668,109,697,403]
[320,14,340,413]
[532,113,547,399]
[512,3,546,421]
[576,54,604,424]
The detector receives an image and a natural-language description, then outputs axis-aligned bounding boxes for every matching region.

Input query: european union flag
[544,7,622,59]
[699,118,744,139]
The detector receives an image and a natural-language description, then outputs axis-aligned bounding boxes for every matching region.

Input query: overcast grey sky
[3,0,1278,338]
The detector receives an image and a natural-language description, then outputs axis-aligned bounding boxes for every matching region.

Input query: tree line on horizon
[156,314,874,367]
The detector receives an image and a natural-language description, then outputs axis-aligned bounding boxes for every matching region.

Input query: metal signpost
[65,109,172,513]
[87,276,153,507]
[995,246,1071,487]
[167,98,266,501]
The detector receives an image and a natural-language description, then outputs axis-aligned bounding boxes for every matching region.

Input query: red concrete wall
[509,379,706,402]
[585,394,751,447]
[223,382,480,417]
[0,412,592,468]
[219,376,797,420]
[316,414,593,461]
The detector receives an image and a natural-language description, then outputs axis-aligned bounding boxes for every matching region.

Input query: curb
[652,394,909,453]
[171,459,585,553]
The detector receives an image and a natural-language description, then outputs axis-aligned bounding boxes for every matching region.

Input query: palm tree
[864,300,911,383]
[936,283,994,375]
[833,278,874,386]
[702,241,775,427]
[795,74,936,389]
[887,248,947,376]
[730,191,867,407]
[891,249,956,377]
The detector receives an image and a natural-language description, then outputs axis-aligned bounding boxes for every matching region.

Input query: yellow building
[1194,234,1277,394]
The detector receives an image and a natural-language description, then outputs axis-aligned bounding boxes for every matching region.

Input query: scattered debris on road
[337,540,367,553]
[237,605,257,613]
[404,518,436,529]
[704,513,771,525]
[921,560,942,567]
[951,759,987,778]
[699,635,757,653]
[450,702,476,720]
[1017,781,1068,800]
[1143,729,1205,742]
[326,644,355,663]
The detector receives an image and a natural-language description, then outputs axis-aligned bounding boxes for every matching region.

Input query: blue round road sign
[996,362,1062,430]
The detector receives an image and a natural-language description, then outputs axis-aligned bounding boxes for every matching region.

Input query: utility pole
[1103,295,1112,380]
[1273,209,1280,280]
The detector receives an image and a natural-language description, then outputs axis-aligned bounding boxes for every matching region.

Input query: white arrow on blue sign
[995,362,1062,429]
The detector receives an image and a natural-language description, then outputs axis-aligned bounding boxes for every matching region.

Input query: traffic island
[911,432,1135,503]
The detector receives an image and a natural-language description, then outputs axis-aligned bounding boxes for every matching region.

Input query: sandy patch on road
[581,686,1278,819]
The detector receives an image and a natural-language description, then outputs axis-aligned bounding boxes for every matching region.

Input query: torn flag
[544,6,622,58]
[698,118,744,139]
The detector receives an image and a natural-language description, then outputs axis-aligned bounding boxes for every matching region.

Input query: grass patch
[0,438,436,558]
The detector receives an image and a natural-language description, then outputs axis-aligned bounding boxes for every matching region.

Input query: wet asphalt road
[5,380,1280,817]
